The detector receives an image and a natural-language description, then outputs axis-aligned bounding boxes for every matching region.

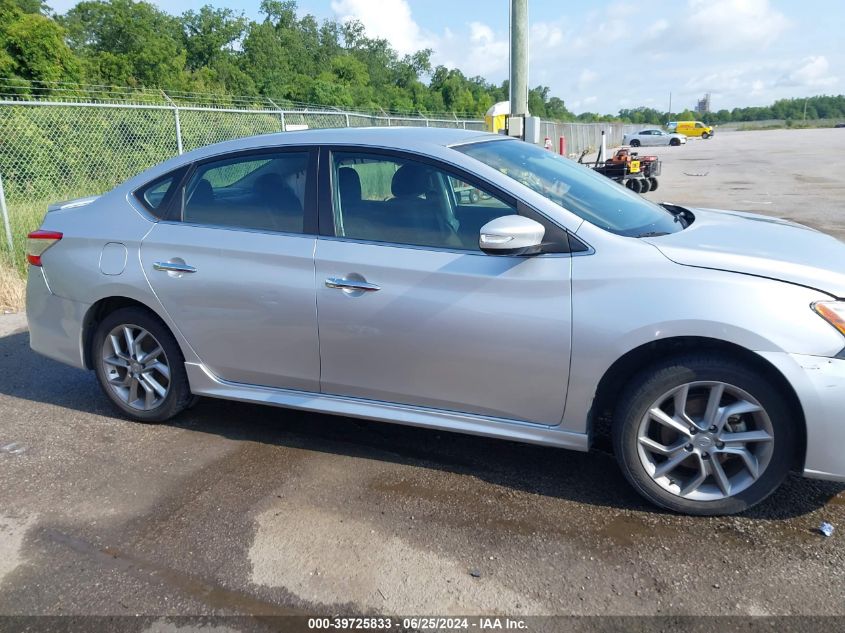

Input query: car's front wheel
[613,354,796,515]
[93,307,193,423]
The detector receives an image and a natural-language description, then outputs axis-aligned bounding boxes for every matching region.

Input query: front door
[315,149,572,424]
[141,148,321,392]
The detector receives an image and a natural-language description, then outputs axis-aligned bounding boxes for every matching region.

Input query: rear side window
[180,151,310,233]
[135,172,180,218]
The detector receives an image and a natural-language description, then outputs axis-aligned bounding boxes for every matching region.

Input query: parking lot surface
[0,129,844,621]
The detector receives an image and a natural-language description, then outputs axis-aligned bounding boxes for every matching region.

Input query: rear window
[135,171,181,218]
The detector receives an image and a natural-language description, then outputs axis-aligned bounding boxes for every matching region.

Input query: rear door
[314,148,573,424]
[140,147,321,392]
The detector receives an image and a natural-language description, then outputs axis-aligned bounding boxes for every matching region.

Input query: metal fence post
[345,113,350,128]
[0,170,12,252]
[267,98,286,132]
[162,91,183,154]
[173,106,184,154]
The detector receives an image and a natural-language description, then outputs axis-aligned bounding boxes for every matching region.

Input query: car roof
[122,126,507,193]
[192,126,500,157]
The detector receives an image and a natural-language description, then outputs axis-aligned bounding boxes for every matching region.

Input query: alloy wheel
[101,324,171,411]
[636,381,775,501]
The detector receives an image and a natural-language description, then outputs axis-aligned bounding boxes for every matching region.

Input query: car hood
[643,207,845,297]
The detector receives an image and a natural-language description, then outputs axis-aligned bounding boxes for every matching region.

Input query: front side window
[456,139,683,237]
[181,151,309,233]
[331,152,519,250]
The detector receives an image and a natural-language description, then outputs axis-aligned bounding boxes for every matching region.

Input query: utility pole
[509,0,528,118]
[668,92,672,119]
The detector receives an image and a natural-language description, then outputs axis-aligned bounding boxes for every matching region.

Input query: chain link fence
[0,89,637,266]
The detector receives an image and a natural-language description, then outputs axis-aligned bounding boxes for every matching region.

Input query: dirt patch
[0,513,35,585]
[249,501,542,615]
[0,263,24,313]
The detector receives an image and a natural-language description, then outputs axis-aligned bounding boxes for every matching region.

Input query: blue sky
[49,0,844,114]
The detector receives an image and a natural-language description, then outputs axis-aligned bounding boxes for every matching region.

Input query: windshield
[456,139,683,237]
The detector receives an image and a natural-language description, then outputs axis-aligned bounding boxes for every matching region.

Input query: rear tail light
[26,230,63,266]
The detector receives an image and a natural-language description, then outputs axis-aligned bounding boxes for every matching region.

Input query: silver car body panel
[185,362,589,451]
[24,127,845,483]
[643,207,845,296]
[315,239,571,424]
[140,224,320,392]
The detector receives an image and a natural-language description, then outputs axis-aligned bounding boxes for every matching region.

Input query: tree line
[1,0,843,122]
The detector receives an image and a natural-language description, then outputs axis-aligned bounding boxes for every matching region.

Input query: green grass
[1,196,61,277]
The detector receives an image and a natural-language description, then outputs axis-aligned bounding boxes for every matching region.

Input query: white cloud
[330,0,433,56]
[778,56,838,88]
[684,0,789,50]
[531,22,563,48]
[578,69,598,87]
[437,21,508,78]
[469,22,494,45]
[645,19,669,39]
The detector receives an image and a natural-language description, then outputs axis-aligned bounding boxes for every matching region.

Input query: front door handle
[153,261,197,274]
[325,277,380,292]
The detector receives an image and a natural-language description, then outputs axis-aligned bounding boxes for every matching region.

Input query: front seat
[384,164,459,247]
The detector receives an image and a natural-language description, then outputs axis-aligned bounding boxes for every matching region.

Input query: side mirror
[479,215,545,256]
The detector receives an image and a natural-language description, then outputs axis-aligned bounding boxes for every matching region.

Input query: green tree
[0,0,79,84]
[181,6,247,72]
[61,0,186,87]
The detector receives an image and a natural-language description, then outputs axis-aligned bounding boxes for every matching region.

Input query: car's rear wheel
[649,177,659,191]
[93,307,192,423]
[669,138,681,146]
[630,139,641,147]
[612,354,795,515]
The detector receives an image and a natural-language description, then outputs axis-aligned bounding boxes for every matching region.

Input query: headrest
[254,172,286,196]
[391,164,430,198]
[338,167,362,203]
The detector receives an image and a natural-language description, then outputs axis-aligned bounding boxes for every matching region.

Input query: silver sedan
[26,127,845,515]
[623,129,687,147]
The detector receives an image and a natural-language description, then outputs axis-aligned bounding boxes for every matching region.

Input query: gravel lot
[0,129,843,626]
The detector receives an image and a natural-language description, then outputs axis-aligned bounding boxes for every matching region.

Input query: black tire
[625,179,637,191]
[612,354,796,515]
[469,190,480,203]
[92,306,193,423]
[702,132,711,139]
[669,138,681,146]
[630,139,641,147]
[639,178,651,194]
[649,177,659,192]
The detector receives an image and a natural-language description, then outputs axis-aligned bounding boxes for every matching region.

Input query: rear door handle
[153,261,197,274]
[325,277,380,292]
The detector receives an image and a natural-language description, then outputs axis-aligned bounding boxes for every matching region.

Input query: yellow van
[672,121,714,139]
